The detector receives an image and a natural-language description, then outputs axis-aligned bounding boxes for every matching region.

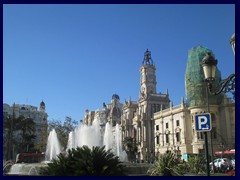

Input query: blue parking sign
[195,113,212,132]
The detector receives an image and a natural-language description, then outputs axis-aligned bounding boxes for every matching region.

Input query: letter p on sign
[195,113,211,132]
[198,116,208,129]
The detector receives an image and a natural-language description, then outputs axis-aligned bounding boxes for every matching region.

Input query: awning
[215,149,235,155]
[224,149,235,154]
[215,151,223,155]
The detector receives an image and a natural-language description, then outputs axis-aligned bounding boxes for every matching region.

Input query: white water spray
[45,129,62,161]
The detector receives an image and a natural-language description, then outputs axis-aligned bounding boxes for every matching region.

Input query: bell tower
[39,101,46,112]
[139,49,157,100]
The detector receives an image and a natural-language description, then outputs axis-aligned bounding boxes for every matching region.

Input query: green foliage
[18,117,36,152]
[40,146,126,176]
[187,155,206,174]
[3,114,36,160]
[123,137,138,162]
[48,117,78,149]
[147,152,184,176]
[177,162,190,175]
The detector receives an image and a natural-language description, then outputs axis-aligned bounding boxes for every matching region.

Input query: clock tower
[139,49,157,100]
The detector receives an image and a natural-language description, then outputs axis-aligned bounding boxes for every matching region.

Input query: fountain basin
[122,162,152,176]
[6,163,48,176]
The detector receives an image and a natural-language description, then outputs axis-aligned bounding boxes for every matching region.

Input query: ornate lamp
[202,34,235,99]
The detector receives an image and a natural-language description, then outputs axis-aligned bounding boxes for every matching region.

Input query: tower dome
[40,101,46,111]
[40,101,45,107]
[112,94,120,100]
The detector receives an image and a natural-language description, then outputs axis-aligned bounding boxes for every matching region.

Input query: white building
[3,101,48,153]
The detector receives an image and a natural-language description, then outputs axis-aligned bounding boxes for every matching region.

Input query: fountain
[45,129,62,162]
[66,119,102,150]
[6,119,129,176]
[6,129,61,175]
[103,122,127,161]
[103,122,114,151]
[67,119,127,161]
[7,163,47,175]
[115,124,128,161]
[3,160,14,174]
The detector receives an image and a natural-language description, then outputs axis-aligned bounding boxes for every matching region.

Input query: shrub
[187,155,206,174]
[147,152,184,176]
[40,146,126,176]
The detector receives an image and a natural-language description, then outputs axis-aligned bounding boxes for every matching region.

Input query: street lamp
[202,37,235,99]
[202,52,218,82]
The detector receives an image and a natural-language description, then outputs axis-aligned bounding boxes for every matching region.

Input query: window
[156,136,160,144]
[156,125,159,131]
[176,120,180,126]
[166,134,169,143]
[176,132,180,142]
[197,132,204,140]
[166,123,168,129]
[199,149,205,154]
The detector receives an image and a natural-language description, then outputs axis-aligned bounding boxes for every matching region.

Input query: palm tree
[3,114,25,160]
[148,151,183,176]
[3,114,36,159]
[40,146,126,176]
[17,117,36,152]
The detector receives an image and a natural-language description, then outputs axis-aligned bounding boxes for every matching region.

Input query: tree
[34,124,48,153]
[17,117,36,152]
[40,146,126,176]
[4,114,25,159]
[63,116,78,133]
[48,117,79,149]
[3,114,36,160]
[147,151,184,176]
[123,137,138,162]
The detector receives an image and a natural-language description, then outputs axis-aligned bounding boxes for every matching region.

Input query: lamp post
[204,131,210,176]
[205,78,215,174]
[201,33,235,175]
[201,35,235,99]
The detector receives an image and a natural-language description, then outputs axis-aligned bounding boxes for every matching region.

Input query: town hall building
[84,47,235,162]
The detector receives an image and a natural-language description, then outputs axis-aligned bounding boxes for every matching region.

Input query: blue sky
[3,4,235,122]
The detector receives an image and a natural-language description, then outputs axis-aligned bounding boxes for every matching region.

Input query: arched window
[176,132,180,142]
[166,134,169,143]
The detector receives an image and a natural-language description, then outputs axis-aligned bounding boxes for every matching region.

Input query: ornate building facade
[121,48,235,162]
[121,49,170,162]
[3,101,48,154]
[82,48,235,162]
